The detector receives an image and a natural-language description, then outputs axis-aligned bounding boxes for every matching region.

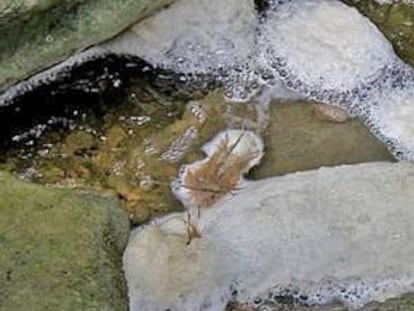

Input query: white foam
[366,84,414,159]
[0,48,103,106]
[103,0,257,75]
[256,0,396,94]
[120,0,414,162]
[124,162,414,311]
[254,277,414,309]
[116,4,414,309]
[246,0,414,160]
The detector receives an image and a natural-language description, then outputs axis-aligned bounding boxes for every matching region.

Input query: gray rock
[0,171,130,311]
[124,162,414,311]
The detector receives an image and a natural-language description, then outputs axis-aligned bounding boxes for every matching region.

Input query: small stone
[312,104,350,123]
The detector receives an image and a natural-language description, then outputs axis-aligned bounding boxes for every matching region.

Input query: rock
[0,171,130,311]
[312,103,350,123]
[220,0,414,161]
[0,0,255,106]
[0,0,175,93]
[102,0,257,73]
[250,101,394,179]
[342,0,414,66]
[0,1,64,27]
[256,0,396,96]
[123,162,414,311]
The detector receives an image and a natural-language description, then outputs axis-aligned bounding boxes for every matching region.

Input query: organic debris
[171,129,264,243]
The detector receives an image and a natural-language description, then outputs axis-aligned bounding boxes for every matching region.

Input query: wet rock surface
[0,0,175,93]
[343,0,414,66]
[124,161,414,311]
[0,171,129,311]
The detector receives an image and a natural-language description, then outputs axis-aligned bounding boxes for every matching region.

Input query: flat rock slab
[124,162,414,310]
[251,101,394,178]
[0,172,130,311]
[0,0,174,93]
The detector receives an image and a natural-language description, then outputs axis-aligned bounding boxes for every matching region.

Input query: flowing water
[2,0,414,310]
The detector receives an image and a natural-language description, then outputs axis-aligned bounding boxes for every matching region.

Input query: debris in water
[171,129,264,212]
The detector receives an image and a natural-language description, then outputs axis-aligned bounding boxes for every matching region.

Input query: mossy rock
[0,171,130,311]
[0,0,174,93]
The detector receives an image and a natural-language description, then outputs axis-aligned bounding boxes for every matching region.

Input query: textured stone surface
[124,162,414,310]
[343,0,414,66]
[102,0,257,73]
[0,0,174,93]
[0,171,130,311]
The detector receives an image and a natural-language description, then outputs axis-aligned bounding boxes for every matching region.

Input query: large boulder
[124,162,414,311]
[0,171,130,311]
[0,0,175,93]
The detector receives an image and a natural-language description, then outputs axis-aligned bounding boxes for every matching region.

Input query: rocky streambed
[2,0,414,311]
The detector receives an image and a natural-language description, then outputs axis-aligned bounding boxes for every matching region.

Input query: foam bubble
[365,82,414,159]
[251,277,414,309]
[255,0,397,97]
[238,0,414,160]
[103,0,258,75]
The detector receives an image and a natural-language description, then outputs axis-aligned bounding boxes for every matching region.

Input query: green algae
[0,88,240,224]
[0,171,129,311]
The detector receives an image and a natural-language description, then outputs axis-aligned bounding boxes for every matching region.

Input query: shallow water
[2,0,414,310]
[250,101,394,179]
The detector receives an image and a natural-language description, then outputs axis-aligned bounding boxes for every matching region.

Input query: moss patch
[0,171,129,311]
[0,0,174,92]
